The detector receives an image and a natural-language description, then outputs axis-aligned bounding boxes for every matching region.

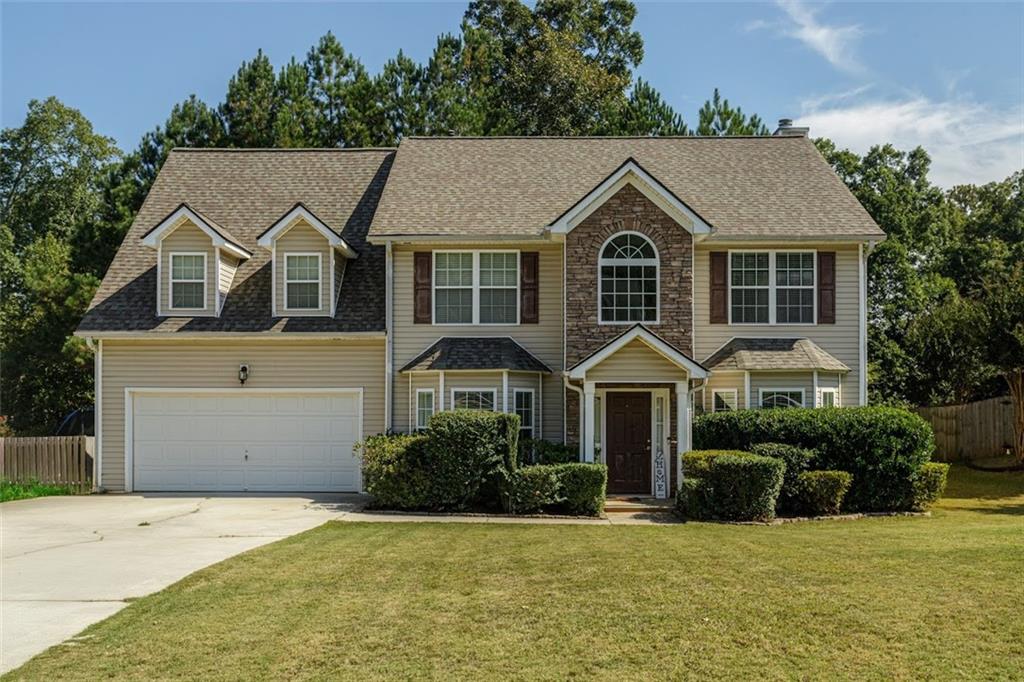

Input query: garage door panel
[132,391,361,492]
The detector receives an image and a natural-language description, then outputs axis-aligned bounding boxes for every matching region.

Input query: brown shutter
[818,251,836,324]
[520,252,539,324]
[413,252,432,324]
[710,252,728,324]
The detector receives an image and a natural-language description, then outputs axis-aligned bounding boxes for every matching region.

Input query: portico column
[675,381,688,488]
[583,381,597,463]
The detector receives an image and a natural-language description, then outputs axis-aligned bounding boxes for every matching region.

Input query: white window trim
[432,250,520,326]
[415,388,435,431]
[711,388,738,412]
[819,387,838,408]
[450,388,499,411]
[168,251,207,311]
[283,252,323,312]
[758,388,806,409]
[597,231,660,325]
[513,388,535,439]
[727,249,817,326]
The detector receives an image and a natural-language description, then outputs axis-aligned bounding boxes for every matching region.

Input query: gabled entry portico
[566,325,709,498]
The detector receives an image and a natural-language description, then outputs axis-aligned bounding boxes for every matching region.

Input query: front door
[605,392,651,494]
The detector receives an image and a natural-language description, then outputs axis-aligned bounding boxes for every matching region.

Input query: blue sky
[3,1,1022,186]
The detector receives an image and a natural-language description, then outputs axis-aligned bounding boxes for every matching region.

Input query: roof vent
[774,118,810,138]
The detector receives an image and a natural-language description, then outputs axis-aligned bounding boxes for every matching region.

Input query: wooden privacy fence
[917,396,1015,462]
[0,436,93,491]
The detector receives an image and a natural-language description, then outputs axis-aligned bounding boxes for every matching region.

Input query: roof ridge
[402,135,801,141]
[169,147,397,153]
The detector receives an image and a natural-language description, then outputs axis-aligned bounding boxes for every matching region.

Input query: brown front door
[605,392,651,495]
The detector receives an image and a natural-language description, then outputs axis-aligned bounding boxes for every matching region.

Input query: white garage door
[130,390,361,492]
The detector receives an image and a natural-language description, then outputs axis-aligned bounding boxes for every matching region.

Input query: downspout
[384,241,393,432]
[563,374,584,460]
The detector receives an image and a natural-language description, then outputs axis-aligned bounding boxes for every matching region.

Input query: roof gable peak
[140,203,251,259]
[256,203,358,258]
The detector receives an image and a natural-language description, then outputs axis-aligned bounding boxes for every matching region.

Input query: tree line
[1,0,1021,458]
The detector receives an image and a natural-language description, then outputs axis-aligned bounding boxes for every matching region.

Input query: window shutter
[520,252,539,324]
[413,252,432,324]
[710,252,728,324]
[818,251,836,324]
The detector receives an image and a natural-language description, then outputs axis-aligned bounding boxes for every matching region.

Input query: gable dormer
[141,204,252,317]
[256,203,358,317]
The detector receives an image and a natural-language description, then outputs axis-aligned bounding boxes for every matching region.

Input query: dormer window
[170,253,207,310]
[285,254,322,311]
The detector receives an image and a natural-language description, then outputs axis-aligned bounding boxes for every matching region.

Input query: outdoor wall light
[238,364,250,385]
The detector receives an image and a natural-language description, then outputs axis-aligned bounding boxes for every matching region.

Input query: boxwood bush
[693,407,935,511]
[358,433,432,509]
[910,462,949,510]
[677,451,785,522]
[549,462,607,516]
[506,465,561,514]
[428,410,519,511]
[796,470,852,516]
[750,442,816,513]
[681,450,751,478]
[522,438,578,464]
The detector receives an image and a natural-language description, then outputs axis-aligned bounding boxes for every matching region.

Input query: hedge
[750,442,816,513]
[681,450,750,478]
[796,470,852,516]
[359,433,432,510]
[522,438,578,464]
[693,407,935,511]
[507,465,561,514]
[549,462,607,516]
[677,451,785,522]
[427,410,519,511]
[911,462,949,510]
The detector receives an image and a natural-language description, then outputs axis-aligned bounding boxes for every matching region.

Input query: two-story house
[77,124,884,496]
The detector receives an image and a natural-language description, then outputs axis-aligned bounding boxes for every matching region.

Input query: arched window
[598,232,659,323]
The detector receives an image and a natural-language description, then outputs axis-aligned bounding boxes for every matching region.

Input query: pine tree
[608,78,689,135]
[305,33,374,147]
[273,58,317,147]
[221,49,277,147]
[695,88,769,136]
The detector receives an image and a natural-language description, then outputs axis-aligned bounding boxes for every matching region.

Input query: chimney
[773,118,810,137]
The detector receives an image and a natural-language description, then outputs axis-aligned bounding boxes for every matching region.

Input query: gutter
[74,331,387,341]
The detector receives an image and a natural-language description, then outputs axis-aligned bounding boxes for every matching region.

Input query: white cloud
[749,0,865,74]
[798,96,1024,187]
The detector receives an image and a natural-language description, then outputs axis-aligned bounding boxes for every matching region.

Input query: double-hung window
[434,251,518,324]
[451,389,497,411]
[285,254,321,310]
[170,253,206,310]
[514,389,534,443]
[712,389,738,412]
[416,389,435,431]
[730,251,816,324]
[820,388,838,408]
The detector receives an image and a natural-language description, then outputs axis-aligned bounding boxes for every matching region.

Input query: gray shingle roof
[400,337,553,373]
[369,136,884,240]
[703,338,850,372]
[78,148,394,334]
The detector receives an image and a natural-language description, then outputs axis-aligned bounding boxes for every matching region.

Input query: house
[76,123,885,497]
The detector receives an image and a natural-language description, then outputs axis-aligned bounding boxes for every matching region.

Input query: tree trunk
[1007,370,1024,464]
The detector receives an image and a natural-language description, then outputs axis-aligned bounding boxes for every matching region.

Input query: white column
[583,381,596,463]
[675,381,688,488]
[812,370,819,408]
[502,371,509,413]
[439,371,445,411]
[744,371,751,409]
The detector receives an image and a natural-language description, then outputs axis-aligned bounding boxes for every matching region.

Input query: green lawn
[7,466,1023,681]
[0,479,77,503]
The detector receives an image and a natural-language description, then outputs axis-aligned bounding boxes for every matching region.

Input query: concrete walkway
[1,493,360,673]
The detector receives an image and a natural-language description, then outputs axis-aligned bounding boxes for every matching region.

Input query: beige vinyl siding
[391,242,563,439]
[751,372,814,408]
[160,221,216,316]
[99,339,385,491]
[587,339,687,383]
[695,243,861,406]
[218,251,239,312]
[814,372,843,407]
[700,373,747,413]
[275,221,332,316]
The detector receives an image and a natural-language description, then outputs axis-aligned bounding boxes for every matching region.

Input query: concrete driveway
[1,493,363,673]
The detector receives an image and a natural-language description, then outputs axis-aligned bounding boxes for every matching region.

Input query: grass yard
[7,466,1023,681]
[0,479,77,503]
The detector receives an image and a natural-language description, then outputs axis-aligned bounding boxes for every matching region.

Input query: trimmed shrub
[507,465,561,514]
[523,438,578,465]
[550,462,607,516]
[796,470,852,516]
[750,442,816,513]
[681,450,751,478]
[358,433,432,509]
[678,452,785,521]
[426,410,520,511]
[693,407,935,511]
[910,462,949,509]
